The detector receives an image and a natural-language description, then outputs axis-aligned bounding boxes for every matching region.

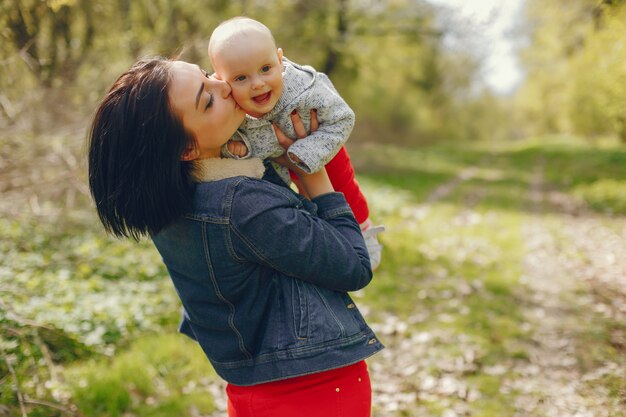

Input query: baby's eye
[235,75,246,82]
[261,65,271,73]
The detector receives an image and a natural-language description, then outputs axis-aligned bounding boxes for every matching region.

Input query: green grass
[65,333,217,417]
[352,137,626,415]
[490,137,626,214]
[573,179,626,214]
[2,136,625,416]
[352,144,529,415]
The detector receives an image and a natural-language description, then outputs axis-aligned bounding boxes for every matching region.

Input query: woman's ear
[180,145,199,161]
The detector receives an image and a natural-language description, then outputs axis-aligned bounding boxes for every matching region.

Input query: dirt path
[369,164,488,417]
[368,157,625,416]
[511,159,626,416]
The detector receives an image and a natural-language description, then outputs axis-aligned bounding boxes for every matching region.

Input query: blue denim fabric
[152,171,383,386]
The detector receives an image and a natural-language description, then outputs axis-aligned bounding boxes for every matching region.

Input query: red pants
[226,361,371,417]
[290,146,369,224]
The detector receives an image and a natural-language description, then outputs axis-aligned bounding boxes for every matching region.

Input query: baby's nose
[251,77,264,89]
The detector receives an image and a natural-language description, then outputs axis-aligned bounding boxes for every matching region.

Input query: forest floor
[351,143,626,417]
[2,134,624,417]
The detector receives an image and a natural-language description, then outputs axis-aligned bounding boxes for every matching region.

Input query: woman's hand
[271,110,332,199]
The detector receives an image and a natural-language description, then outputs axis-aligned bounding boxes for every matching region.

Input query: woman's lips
[253,92,271,105]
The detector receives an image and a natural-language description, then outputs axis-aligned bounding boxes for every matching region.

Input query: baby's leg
[325,147,383,270]
[324,147,369,223]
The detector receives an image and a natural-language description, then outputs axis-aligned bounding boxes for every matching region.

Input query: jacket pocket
[292,279,309,340]
[312,286,347,338]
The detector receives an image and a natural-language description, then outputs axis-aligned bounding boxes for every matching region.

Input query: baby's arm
[286,73,355,173]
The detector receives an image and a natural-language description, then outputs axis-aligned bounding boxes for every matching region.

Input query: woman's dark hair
[88,57,196,240]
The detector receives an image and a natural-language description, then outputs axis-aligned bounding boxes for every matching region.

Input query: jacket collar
[191,157,265,183]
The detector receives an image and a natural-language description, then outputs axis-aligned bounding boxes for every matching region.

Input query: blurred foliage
[1,217,178,350]
[65,334,217,417]
[0,214,180,415]
[574,179,626,214]
[1,0,624,141]
[515,0,626,142]
[0,0,504,142]
[1,0,625,415]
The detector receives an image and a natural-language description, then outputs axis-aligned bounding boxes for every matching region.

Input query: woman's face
[168,61,246,159]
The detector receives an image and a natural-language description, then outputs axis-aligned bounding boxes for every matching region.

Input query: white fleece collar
[191,157,265,183]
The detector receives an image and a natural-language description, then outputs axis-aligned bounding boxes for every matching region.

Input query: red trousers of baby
[290,146,370,224]
[226,361,371,417]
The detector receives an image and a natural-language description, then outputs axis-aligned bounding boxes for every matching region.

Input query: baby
[208,17,383,269]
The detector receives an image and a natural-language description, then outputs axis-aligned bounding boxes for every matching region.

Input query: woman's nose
[214,79,232,98]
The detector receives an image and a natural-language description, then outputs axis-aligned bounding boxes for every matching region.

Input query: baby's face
[212,33,284,118]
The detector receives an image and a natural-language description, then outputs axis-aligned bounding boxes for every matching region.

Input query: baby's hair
[208,16,277,63]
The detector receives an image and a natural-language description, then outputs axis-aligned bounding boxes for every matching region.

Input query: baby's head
[209,17,284,118]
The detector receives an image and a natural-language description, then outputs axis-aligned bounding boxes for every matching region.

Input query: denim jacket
[152,158,383,386]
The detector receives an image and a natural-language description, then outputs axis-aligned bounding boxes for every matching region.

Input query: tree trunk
[618,117,626,144]
[323,0,348,77]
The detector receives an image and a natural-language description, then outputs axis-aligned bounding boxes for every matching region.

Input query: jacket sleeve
[229,179,372,292]
[286,73,355,173]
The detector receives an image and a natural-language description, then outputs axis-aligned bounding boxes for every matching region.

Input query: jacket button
[368,338,377,345]
[346,303,355,309]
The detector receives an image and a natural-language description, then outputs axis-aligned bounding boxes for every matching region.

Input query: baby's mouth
[253,92,271,105]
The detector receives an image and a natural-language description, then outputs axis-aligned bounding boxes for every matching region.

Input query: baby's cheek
[231,88,248,106]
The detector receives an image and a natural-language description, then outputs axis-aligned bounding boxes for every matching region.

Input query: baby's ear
[277,48,283,62]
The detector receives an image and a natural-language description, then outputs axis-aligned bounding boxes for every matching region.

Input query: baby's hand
[227,140,249,158]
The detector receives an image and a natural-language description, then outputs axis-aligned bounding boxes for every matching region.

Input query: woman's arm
[229,179,372,292]
[229,110,372,292]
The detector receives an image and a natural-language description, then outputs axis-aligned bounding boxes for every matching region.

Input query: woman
[88,57,383,417]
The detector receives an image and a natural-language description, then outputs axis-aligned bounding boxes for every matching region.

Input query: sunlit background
[1,0,625,144]
[428,0,525,94]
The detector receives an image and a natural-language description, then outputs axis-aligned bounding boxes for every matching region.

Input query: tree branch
[0,345,28,417]
[22,399,78,417]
